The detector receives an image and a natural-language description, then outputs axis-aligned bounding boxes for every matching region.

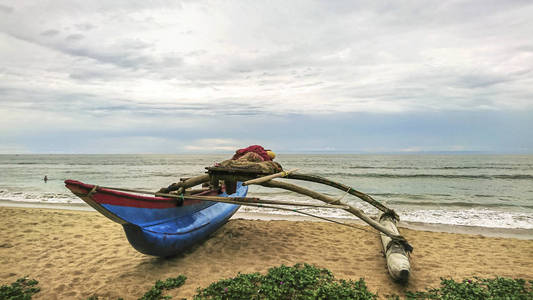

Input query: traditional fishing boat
[65,149,413,282]
[64,179,247,257]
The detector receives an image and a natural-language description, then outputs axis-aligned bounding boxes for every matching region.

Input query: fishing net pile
[216,145,282,174]
[218,152,283,174]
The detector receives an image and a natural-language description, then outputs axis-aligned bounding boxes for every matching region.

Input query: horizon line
[1,150,532,155]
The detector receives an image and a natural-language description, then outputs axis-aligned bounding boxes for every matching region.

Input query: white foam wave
[0,190,83,204]
[399,208,533,229]
[244,192,533,229]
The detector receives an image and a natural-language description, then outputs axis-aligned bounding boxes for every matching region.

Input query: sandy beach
[1,206,532,299]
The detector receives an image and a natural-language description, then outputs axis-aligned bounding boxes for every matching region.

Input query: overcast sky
[1,0,532,154]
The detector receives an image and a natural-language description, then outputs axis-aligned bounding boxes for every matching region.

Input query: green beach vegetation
[403,277,533,299]
[193,263,375,300]
[0,277,40,300]
[138,275,187,300]
[1,265,532,300]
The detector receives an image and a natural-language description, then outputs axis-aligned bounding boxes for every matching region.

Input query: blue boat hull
[120,199,241,257]
[64,180,246,257]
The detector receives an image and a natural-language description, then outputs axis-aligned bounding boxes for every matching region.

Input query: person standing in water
[44,175,48,183]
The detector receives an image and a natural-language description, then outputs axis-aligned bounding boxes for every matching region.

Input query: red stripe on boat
[65,180,206,209]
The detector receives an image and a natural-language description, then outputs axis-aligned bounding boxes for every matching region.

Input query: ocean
[1,154,532,230]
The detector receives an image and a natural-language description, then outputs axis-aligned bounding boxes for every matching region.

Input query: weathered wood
[178,174,210,190]
[101,186,254,203]
[184,188,211,195]
[206,166,269,194]
[158,174,211,194]
[206,166,274,175]
[379,213,411,282]
[159,191,349,209]
[287,173,398,219]
[261,180,410,244]
[198,197,349,209]
[242,169,299,186]
[227,198,349,209]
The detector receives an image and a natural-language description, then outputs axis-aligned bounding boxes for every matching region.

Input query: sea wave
[346,166,526,170]
[398,208,533,229]
[373,192,452,199]
[381,200,533,209]
[239,205,533,229]
[0,190,82,204]
[321,173,533,180]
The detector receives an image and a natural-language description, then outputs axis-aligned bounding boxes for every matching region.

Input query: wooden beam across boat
[158,174,210,195]
[164,193,351,210]
[242,169,299,186]
[98,185,350,210]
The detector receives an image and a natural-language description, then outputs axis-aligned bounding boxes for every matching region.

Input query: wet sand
[1,206,532,299]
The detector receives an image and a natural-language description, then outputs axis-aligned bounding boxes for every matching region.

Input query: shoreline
[234,212,533,240]
[1,206,532,299]
[2,199,532,240]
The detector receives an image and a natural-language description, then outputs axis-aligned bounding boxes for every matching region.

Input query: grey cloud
[185,50,207,57]
[516,45,533,53]
[101,98,268,117]
[0,4,13,14]
[0,82,266,118]
[319,1,532,31]
[62,45,150,69]
[75,23,95,31]
[0,86,17,95]
[455,74,511,89]
[65,33,85,41]
[56,39,182,72]
[6,32,175,72]
[69,70,116,81]
[41,29,60,37]
[120,39,152,50]
[64,47,156,70]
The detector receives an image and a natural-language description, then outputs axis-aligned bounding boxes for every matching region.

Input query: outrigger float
[65,164,413,282]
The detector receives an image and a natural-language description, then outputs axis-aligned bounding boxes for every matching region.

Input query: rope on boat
[222,200,374,234]
[330,187,352,205]
[86,185,99,198]
[289,208,375,234]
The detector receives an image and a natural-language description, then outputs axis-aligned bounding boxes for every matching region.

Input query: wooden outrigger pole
[258,180,404,241]
[379,213,411,282]
[203,167,412,282]
[286,173,399,219]
[152,167,411,282]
